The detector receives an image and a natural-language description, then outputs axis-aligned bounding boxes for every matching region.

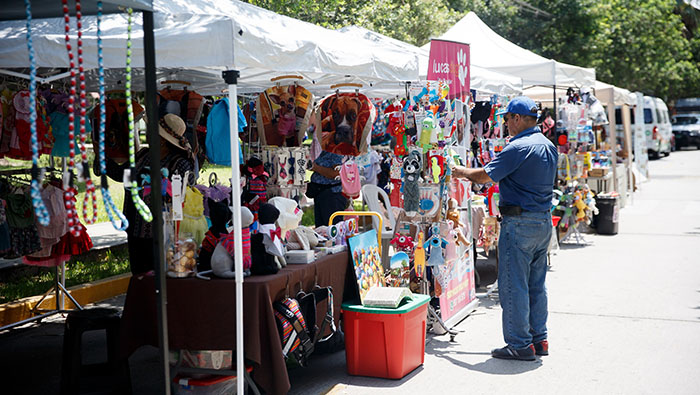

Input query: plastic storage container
[342,293,430,379]
[594,195,619,235]
[173,375,236,395]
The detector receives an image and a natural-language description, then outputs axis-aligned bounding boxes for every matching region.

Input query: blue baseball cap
[505,96,539,117]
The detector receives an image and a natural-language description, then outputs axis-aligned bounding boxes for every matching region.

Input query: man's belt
[499,205,523,216]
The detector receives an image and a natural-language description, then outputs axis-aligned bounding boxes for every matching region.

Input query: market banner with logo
[427,39,470,100]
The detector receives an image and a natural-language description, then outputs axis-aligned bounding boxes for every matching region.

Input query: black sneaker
[534,340,549,356]
[491,344,536,361]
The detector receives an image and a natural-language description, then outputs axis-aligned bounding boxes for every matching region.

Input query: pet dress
[339,161,361,199]
[179,187,209,246]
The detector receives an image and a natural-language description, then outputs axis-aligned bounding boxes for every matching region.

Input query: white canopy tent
[339,25,523,97]
[423,12,595,88]
[0,0,420,94]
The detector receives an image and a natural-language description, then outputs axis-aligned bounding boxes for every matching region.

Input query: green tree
[591,0,699,100]
[245,0,458,46]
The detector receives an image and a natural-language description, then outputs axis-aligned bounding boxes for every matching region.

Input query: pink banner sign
[427,39,470,100]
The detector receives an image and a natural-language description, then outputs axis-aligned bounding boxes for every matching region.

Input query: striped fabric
[273,298,306,356]
[219,228,251,269]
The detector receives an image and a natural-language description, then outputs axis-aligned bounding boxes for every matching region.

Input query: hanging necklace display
[25,0,50,226]
[62,0,82,236]
[96,0,128,231]
[74,0,98,225]
[124,7,153,222]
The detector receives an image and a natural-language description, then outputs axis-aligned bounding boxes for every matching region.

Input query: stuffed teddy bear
[251,203,286,275]
[287,226,319,250]
[445,198,463,227]
[402,150,423,214]
[211,207,253,278]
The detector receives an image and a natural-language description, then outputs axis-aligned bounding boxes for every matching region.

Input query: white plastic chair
[361,184,396,268]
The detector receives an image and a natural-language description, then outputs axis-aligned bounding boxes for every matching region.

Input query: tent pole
[143,10,171,395]
[607,101,619,193]
[223,69,245,395]
[552,85,557,124]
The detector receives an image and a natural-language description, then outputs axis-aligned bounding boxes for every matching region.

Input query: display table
[119,251,352,395]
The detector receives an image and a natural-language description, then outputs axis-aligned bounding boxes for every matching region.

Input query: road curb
[0,273,132,328]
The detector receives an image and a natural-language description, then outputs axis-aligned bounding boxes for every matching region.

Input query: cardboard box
[588,167,609,177]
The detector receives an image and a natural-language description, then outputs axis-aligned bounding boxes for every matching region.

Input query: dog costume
[211,207,254,278]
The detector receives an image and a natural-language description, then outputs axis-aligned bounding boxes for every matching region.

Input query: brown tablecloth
[119,251,352,395]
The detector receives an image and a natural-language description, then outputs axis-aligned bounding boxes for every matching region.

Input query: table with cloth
[119,251,353,395]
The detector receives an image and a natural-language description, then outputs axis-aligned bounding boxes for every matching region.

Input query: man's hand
[451,165,494,185]
[311,163,340,179]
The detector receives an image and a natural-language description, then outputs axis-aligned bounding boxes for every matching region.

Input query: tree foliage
[245,0,700,101]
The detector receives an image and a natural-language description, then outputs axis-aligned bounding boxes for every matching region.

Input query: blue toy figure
[424,224,447,267]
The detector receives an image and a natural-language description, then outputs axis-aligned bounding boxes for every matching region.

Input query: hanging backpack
[296,286,337,346]
[273,297,314,367]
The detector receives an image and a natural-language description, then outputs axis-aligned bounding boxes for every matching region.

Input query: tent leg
[223,70,245,395]
[143,10,171,395]
[552,84,557,124]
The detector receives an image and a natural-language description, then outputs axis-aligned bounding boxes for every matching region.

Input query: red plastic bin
[341,294,430,379]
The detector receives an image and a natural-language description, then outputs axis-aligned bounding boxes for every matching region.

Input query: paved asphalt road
[1,148,699,394]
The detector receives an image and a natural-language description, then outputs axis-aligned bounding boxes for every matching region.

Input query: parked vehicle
[674,97,700,114]
[671,113,700,149]
[642,96,672,158]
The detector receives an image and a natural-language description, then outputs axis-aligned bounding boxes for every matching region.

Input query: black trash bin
[594,195,619,235]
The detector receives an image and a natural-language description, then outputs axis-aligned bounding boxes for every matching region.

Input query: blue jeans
[497,211,552,349]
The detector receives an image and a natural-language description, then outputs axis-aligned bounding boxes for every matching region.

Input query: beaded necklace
[125,8,153,222]
[97,1,128,231]
[25,0,50,226]
[62,0,82,236]
[74,0,98,225]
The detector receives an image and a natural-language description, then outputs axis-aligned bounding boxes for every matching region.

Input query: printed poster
[318,92,376,157]
[348,229,385,303]
[257,84,313,147]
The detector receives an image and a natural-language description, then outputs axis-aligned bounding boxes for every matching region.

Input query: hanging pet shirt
[336,160,362,200]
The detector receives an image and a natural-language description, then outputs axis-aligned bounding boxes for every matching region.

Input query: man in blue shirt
[453,96,558,361]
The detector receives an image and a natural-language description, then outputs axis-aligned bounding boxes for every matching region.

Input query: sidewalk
[2,149,699,394]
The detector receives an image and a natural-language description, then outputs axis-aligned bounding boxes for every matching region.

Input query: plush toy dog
[251,203,286,275]
[211,207,254,278]
[402,150,423,213]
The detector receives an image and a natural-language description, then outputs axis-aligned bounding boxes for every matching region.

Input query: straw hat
[158,113,192,154]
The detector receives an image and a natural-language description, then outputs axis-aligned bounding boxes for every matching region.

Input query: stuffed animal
[445,198,464,228]
[424,224,447,267]
[268,196,303,241]
[402,150,422,213]
[211,207,253,278]
[287,226,319,250]
[413,231,426,277]
[251,203,286,275]
[198,198,232,272]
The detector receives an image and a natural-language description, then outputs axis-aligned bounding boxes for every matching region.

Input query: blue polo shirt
[484,126,558,212]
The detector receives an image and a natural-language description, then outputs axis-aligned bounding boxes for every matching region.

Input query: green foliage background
[246,0,700,102]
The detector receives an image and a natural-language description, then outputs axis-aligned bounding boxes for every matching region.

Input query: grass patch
[0,156,125,225]
[0,246,129,304]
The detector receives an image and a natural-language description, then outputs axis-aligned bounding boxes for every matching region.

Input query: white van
[643,96,672,158]
[654,97,672,155]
